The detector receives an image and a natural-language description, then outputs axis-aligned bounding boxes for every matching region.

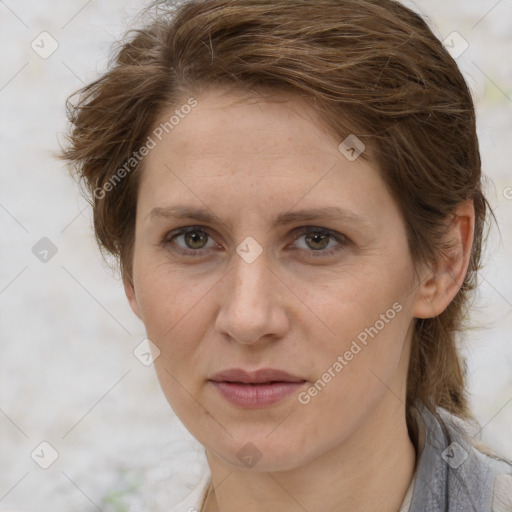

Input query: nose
[215,247,289,345]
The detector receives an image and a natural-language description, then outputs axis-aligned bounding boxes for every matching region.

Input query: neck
[202,395,417,512]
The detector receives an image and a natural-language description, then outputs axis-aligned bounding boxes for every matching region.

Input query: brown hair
[60,0,494,433]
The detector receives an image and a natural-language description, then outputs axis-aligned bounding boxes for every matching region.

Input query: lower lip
[210,381,306,408]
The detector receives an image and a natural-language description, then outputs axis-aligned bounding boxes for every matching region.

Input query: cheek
[134,267,214,369]
[295,305,411,449]
[304,263,413,389]
[135,271,211,416]
[313,264,408,338]
[135,262,191,333]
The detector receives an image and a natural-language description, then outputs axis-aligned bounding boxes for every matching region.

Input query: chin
[202,428,317,472]
[221,446,308,473]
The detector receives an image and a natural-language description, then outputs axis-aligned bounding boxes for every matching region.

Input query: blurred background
[0,1,511,510]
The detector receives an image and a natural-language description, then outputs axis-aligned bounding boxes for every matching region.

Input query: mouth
[209,368,307,408]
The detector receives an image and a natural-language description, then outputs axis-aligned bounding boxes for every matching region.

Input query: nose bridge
[230,243,271,311]
[216,241,284,344]
[228,223,269,298]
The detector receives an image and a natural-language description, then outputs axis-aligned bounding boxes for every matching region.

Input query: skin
[124,86,475,512]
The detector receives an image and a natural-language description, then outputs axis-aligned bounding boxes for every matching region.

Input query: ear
[412,200,475,319]
[123,272,142,320]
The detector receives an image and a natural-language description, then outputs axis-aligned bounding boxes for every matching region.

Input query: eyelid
[292,226,349,243]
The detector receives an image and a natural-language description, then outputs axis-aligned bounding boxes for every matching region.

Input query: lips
[209,368,307,408]
[209,368,306,384]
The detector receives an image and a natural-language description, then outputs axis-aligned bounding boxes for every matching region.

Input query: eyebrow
[148,205,369,228]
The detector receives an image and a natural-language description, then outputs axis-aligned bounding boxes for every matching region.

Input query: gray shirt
[400,400,512,511]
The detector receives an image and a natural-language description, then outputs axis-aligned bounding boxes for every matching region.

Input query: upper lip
[209,368,306,384]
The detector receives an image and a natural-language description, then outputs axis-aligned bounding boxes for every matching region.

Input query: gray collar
[409,400,512,512]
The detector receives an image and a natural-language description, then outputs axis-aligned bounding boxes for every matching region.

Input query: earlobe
[123,274,142,320]
[412,200,475,319]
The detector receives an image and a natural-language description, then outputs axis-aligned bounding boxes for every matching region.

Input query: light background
[0,1,511,511]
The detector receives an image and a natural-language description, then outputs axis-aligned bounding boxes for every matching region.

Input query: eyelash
[160,226,350,259]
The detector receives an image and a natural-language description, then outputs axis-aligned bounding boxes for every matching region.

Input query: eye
[161,225,349,259]
[291,227,349,258]
[162,227,217,256]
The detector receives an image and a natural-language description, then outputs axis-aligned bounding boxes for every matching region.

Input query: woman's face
[126,86,424,472]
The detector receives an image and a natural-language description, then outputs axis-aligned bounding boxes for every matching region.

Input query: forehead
[142,87,367,181]
[156,89,339,165]
[136,87,396,227]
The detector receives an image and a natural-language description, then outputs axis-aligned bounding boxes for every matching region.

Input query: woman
[61,0,512,510]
